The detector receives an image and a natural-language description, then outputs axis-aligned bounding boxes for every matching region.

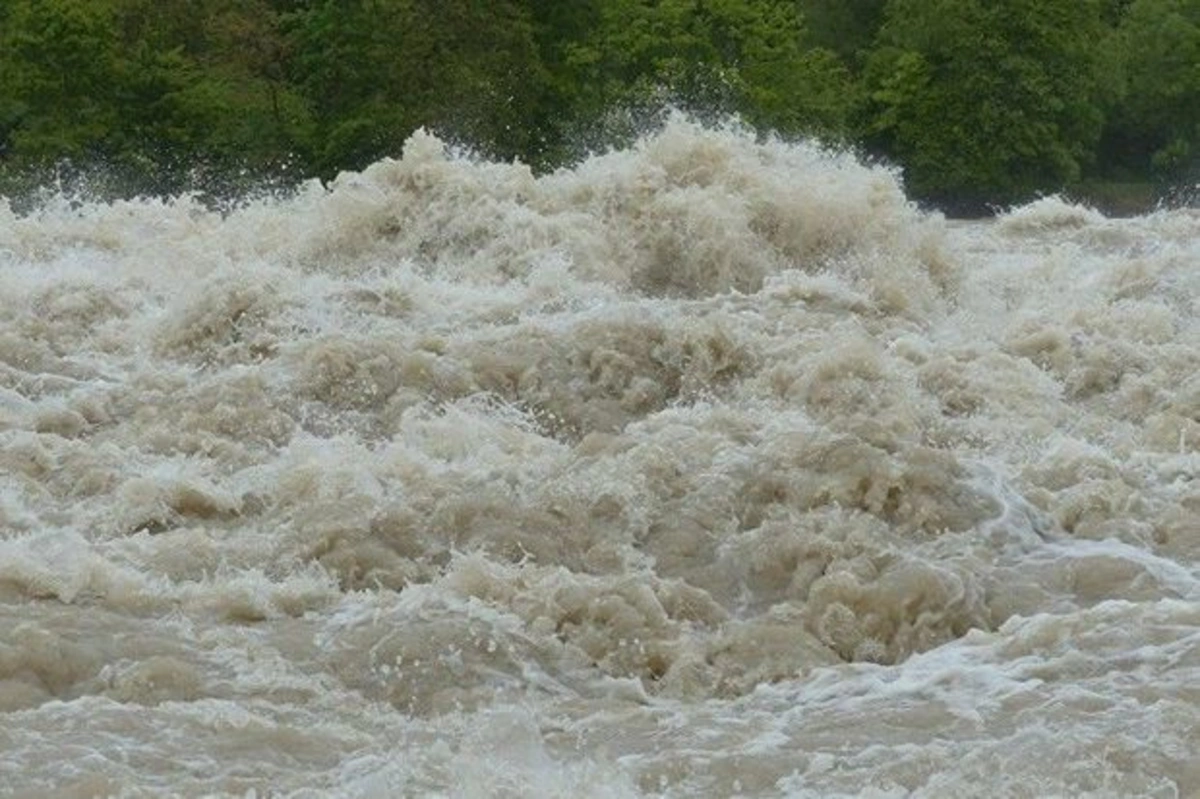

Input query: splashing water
[1,119,1198,797]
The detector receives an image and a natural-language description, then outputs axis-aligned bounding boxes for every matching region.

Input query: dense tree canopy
[1116,0,1200,179]
[0,0,310,197]
[561,0,857,140]
[286,0,548,173]
[863,0,1108,210]
[0,0,1196,212]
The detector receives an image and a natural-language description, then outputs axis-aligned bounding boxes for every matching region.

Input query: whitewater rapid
[1,120,1197,797]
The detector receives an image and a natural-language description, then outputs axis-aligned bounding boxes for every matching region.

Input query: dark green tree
[523,0,605,166]
[285,0,548,176]
[864,0,1109,210]
[799,0,888,66]
[1114,0,1200,184]
[0,0,1190,211]
[0,0,312,199]
[562,0,860,149]
[0,0,124,164]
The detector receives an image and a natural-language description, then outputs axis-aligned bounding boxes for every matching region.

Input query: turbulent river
[1,120,1198,798]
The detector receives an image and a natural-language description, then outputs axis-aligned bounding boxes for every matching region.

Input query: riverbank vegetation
[1,0,1196,214]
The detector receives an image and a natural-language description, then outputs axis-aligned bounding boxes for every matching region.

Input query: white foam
[1,119,1197,797]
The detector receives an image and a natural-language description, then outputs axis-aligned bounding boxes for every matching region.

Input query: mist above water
[1,119,1198,797]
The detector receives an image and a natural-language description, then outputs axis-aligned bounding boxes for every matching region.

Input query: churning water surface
[1,120,1198,798]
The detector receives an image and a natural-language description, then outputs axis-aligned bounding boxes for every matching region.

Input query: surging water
[1,119,1197,797]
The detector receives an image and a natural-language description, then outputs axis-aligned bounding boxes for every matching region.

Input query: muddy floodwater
[1,120,1198,797]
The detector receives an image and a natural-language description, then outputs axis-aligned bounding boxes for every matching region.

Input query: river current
[1,120,1197,797]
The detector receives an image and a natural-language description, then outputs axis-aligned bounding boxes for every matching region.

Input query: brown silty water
[1,119,1198,797]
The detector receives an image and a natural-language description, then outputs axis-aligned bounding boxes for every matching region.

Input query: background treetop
[1,0,1195,214]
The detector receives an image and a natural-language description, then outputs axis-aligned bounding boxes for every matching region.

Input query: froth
[2,119,1198,796]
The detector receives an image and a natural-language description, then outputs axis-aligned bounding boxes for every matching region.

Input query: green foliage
[865,0,1109,209]
[0,0,311,199]
[0,0,1193,211]
[799,0,888,65]
[1,0,123,161]
[1117,0,1200,179]
[562,0,859,149]
[285,0,548,176]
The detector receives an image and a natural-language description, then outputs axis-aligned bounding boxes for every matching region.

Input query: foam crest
[154,117,952,305]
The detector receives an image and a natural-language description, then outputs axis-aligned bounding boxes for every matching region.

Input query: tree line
[1,0,1196,214]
